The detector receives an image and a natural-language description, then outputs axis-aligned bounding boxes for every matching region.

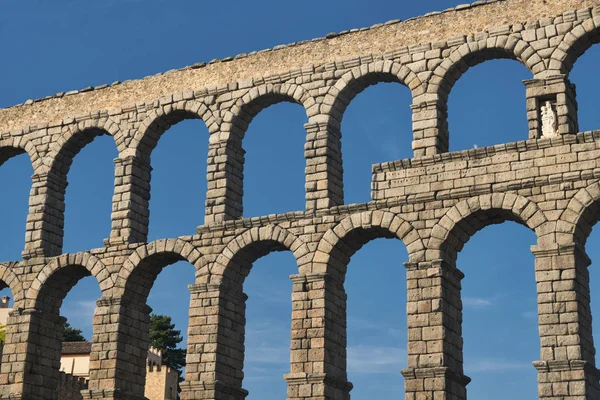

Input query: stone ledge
[533,360,600,378]
[284,372,354,392]
[401,366,472,386]
[530,242,589,262]
[373,130,600,174]
[179,380,249,398]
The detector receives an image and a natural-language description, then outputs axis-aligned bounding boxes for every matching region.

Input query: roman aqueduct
[2,0,600,398]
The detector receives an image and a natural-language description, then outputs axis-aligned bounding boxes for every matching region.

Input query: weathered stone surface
[2,0,600,399]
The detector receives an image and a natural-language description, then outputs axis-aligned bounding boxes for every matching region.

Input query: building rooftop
[62,341,92,355]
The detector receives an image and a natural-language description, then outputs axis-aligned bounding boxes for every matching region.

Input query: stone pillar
[304,122,343,211]
[204,140,243,225]
[0,309,32,399]
[0,308,65,400]
[402,260,470,400]
[531,243,600,399]
[180,283,248,400]
[84,298,151,400]
[105,156,151,246]
[524,75,578,139]
[411,99,448,157]
[285,274,352,400]
[23,171,66,259]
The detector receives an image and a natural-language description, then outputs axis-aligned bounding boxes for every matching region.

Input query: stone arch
[0,135,45,257]
[102,239,205,400]
[215,84,317,215]
[0,135,43,172]
[14,253,110,400]
[111,100,219,240]
[212,225,309,288]
[115,238,204,302]
[25,119,121,257]
[561,181,600,246]
[323,60,424,130]
[27,252,112,314]
[314,210,424,282]
[0,263,24,305]
[428,193,547,262]
[46,117,121,173]
[551,16,600,74]
[221,83,314,143]
[130,99,218,160]
[430,37,541,103]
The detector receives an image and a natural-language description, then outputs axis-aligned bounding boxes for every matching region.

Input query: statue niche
[540,100,558,138]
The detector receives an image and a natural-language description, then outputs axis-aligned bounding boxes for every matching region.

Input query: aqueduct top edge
[0,0,595,134]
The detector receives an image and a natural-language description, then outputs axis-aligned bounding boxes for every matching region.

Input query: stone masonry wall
[1,0,600,399]
[57,372,86,400]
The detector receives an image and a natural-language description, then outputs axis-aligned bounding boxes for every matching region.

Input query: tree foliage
[149,313,186,378]
[63,321,86,342]
[0,324,5,344]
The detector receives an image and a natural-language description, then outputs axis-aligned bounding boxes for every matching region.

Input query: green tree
[149,314,186,380]
[0,324,6,345]
[63,321,86,342]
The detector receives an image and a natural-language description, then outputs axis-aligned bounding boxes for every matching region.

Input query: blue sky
[1,1,600,399]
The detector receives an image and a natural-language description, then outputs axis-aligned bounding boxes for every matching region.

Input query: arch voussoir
[122,239,200,277]
[430,194,545,261]
[225,83,313,140]
[553,19,600,74]
[0,264,23,304]
[46,117,122,170]
[27,252,113,306]
[561,182,600,244]
[211,225,308,282]
[0,135,44,172]
[130,99,215,157]
[431,38,538,99]
[315,211,424,279]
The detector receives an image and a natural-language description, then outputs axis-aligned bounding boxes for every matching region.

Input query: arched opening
[436,204,540,398]
[145,260,195,399]
[29,260,104,399]
[345,238,408,398]
[340,81,413,204]
[0,282,11,307]
[568,44,600,132]
[319,214,420,398]
[586,225,600,367]
[446,58,531,151]
[241,100,307,218]
[573,189,600,376]
[60,130,118,253]
[147,117,209,239]
[212,230,302,398]
[120,248,200,399]
[0,277,15,350]
[458,222,538,398]
[243,251,298,398]
[0,147,34,260]
[60,275,102,341]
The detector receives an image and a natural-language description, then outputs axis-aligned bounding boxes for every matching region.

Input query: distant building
[61,342,179,400]
[60,342,179,400]
[0,298,179,400]
[60,342,93,378]
[0,296,10,325]
[0,296,10,357]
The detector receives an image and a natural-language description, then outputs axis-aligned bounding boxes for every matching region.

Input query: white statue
[541,101,558,138]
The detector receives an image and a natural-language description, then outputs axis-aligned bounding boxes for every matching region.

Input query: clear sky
[1,1,600,399]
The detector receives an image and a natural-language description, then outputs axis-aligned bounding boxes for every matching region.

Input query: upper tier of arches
[0,7,599,258]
